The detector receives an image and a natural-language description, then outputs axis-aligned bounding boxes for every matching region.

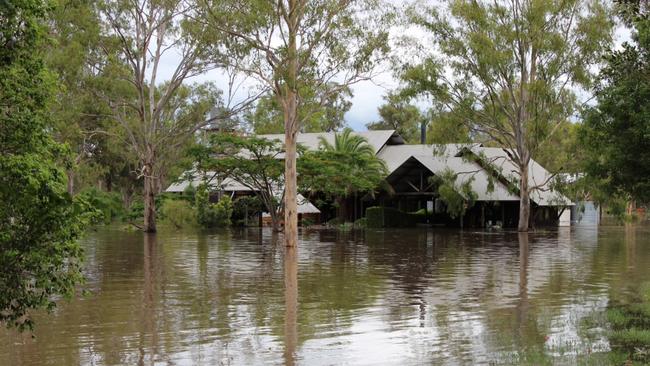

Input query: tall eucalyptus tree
[94,0,255,232]
[200,0,391,246]
[401,0,613,231]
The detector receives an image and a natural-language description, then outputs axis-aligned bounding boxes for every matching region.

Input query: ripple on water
[2,226,650,365]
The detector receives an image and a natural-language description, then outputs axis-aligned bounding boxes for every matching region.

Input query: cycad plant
[318,128,377,156]
[301,128,387,221]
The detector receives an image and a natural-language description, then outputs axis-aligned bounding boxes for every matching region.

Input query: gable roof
[378,143,571,206]
[167,130,570,206]
[165,174,319,214]
[378,144,520,202]
[258,129,403,154]
[465,147,571,206]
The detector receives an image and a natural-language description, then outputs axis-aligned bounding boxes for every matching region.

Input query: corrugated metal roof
[378,144,571,205]
[166,174,254,193]
[167,175,320,214]
[296,194,321,214]
[378,144,520,202]
[258,129,398,154]
[167,130,570,207]
[467,147,572,206]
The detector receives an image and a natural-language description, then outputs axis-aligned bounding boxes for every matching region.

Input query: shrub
[301,217,315,227]
[213,196,233,227]
[77,187,125,224]
[161,200,196,229]
[366,207,383,228]
[196,184,233,228]
[126,199,144,222]
[354,217,367,228]
[326,217,344,226]
[232,196,262,226]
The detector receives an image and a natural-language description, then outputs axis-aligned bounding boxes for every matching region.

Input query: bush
[77,187,125,224]
[301,217,315,227]
[125,194,170,224]
[161,200,196,229]
[353,217,367,228]
[196,184,233,228]
[213,196,233,227]
[126,199,144,222]
[326,217,344,226]
[232,196,262,226]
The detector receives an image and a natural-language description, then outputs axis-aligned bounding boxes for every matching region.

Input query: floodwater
[1,225,649,365]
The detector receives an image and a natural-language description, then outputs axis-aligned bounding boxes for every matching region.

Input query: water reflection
[516,232,529,346]
[0,226,649,365]
[284,245,298,366]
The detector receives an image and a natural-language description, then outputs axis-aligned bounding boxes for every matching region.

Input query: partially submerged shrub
[301,217,315,227]
[353,217,367,228]
[161,200,196,229]
[196,184,233,228]
[232,196,262,226]
[77,187,125,224]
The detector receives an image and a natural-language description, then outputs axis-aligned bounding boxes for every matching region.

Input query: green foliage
[300,128,388,200]
[232,196,263,226]
[579,5,650,204]
[77,187,125,224]
[326,217,345,227]
[161,200,196,229]
[247,88,352,134]
[192,133,285,228]
[201,0,390,129]
[353,217,367,228]
[195,185,232,228]
[366,94,424,143]
[400,0,613,229]
[606,282,650,363]
[213,196,233,227]
[91,0,225,232]
[401,0,613,150]
[426,108,471,144]
[126,200,145,223]
[365,207,383,228]
[301,217,316,227]
[431,169,477,219]
[0,0,91,331]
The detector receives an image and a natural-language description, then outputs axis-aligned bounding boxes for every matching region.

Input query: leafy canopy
[579,1,650,203]
[1,0,92,331]
[366,94,424,144]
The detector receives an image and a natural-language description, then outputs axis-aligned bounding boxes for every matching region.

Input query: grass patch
[605,281,650,364]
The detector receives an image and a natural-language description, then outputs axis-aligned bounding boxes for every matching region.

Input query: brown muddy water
[1,225,649,365]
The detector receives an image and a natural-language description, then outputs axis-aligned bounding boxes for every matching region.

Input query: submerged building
[167,130,572,228]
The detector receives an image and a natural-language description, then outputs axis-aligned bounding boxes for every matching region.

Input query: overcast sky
[158,7,632,132]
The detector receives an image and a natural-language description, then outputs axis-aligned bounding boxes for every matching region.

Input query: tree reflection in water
[516,232,529,345]
[284,245,298,366]
[140,233,158,366]
[1,226,650,365]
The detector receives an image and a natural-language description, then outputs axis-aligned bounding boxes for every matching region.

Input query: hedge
[366,206,427,228]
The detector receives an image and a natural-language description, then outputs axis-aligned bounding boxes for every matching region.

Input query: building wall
[571,201,600,226]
